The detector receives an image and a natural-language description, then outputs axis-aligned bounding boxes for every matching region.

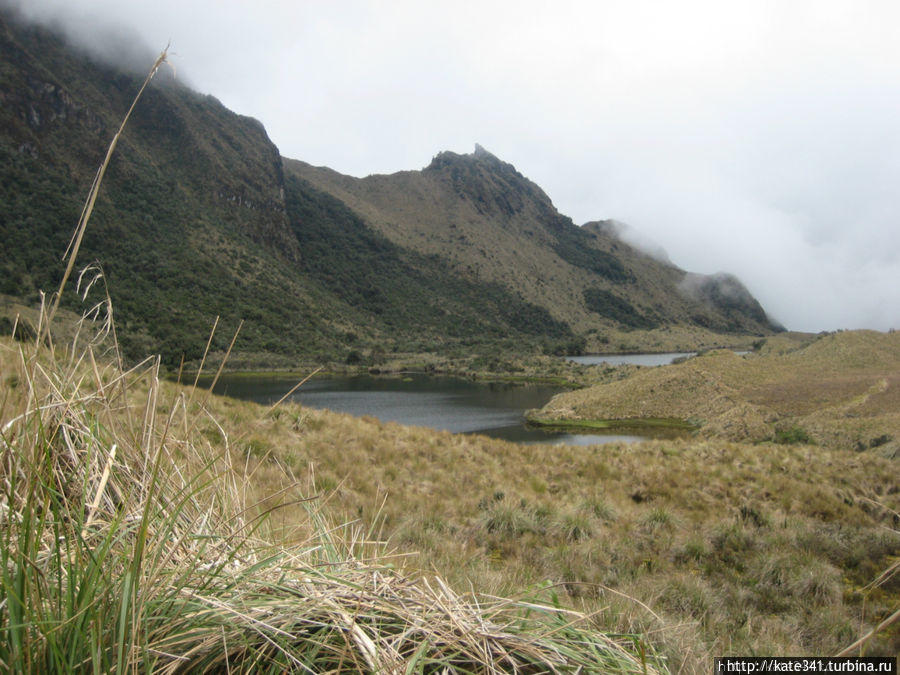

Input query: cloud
[9,0,900,331]
[3,0,158,74]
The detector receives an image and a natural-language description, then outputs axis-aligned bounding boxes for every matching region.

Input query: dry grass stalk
[48,47,170,331]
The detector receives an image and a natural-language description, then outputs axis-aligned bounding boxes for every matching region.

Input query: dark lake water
[199,373,686,446]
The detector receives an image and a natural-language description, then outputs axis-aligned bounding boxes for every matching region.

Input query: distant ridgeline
[0,8,781,366]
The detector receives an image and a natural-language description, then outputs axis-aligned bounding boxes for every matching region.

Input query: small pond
[567,350,751,367]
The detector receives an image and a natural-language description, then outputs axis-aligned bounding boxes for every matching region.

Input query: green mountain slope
[288,149,780,336]
[283,172,570,345]
[0,9,779,367]
[0,11,339,364]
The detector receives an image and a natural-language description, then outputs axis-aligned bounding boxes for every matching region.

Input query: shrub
[481,500,544,538]
[555,510,594,542]
[774,426,812,445]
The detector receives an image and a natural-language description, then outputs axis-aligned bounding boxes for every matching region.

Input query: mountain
[0,8,780,367]
[287,149,779,335]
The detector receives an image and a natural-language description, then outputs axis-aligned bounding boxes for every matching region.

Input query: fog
[8,0,900,331]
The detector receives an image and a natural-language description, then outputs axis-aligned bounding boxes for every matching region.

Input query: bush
[774,426,812,445]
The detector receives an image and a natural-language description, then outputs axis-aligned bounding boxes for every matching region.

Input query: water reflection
[197,373,685,445]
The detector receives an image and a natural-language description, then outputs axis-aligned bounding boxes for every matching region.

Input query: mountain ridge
[0,8,781,367]
[288,148,781,335]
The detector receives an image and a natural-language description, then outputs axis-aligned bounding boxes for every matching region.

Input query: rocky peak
[424,144,561,222]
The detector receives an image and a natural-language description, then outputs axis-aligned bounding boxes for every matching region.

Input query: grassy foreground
[199,392,900,670]
[0,317,664,672]
[2,302,893,672]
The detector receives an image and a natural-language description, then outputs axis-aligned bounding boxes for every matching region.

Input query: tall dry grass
[0,48,664,672]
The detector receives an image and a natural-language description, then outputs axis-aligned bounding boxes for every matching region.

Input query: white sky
[11,0,900,332]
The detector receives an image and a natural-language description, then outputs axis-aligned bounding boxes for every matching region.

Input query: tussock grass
[237,407,899,669]
[0,325,664,672]
[0,48,663,673]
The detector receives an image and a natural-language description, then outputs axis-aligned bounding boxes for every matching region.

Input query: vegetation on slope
[534,330,900,454]
[284,172,571,342]
[0,10,346,366]
[290,151,782,338]
[1,12,569,369]
[583,288,659,329]
[0,8,779,371]
[183,385,900,671]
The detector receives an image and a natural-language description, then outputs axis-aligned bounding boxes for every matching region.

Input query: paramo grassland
[3,322,896,672]
[165,341,900,670]
[532,330,900,456]
[2,8,897,671]
[0,329,663,673]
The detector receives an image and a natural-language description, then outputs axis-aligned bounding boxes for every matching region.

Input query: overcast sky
[11,0,900,332]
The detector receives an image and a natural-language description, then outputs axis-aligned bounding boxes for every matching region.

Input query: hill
[1,7,779,368]
[531,329,900,455]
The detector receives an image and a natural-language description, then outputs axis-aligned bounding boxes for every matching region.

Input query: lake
[198,373,687,446]
[567,350,750,367]
[567,352,695,367]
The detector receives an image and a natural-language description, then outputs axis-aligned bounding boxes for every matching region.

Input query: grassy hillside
[532,330,900,455]
[0,321,668,672]
[163,359,900,670]
[283,171,571,347]
[3,319,895,671]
